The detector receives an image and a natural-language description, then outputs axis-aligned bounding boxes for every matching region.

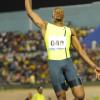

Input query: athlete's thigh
[48,60,68,92]
[64,58,78,81]
[63,58,83,89]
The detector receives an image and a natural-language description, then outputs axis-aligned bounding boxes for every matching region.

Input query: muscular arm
[25,0,47,31]
[71,29,97,69]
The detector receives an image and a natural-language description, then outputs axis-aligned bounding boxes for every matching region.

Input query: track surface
[0,86,100,100]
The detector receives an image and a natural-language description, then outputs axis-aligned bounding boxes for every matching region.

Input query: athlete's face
[52,7,64,21]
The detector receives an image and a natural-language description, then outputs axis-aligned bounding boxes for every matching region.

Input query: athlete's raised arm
[25,0,47,30]
[71,29,100,79]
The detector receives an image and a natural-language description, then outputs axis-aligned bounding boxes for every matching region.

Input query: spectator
[25,92,32,100]
[31,86,45,100]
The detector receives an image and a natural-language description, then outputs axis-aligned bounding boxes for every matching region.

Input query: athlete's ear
[52,12,54,20]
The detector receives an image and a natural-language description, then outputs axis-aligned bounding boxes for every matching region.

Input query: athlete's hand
[95,67,100,80]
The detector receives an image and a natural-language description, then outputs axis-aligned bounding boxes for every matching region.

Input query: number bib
[48,36,66,49]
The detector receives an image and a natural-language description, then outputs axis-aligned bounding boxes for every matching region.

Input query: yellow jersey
[44,23,71,60]
[31,93,45,100]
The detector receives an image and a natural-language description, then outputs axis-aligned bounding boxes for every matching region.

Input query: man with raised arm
[25,0,100,100]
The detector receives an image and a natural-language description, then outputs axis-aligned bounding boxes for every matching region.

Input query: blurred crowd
[0,30,49,85]
[0,26,100,86]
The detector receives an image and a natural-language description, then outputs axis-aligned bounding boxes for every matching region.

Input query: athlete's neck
[53,21,64,27]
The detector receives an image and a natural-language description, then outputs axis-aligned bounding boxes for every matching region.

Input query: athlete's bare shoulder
[70,28,77,36]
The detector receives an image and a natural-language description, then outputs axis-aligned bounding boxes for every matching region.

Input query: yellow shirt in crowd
[31,93,45,100]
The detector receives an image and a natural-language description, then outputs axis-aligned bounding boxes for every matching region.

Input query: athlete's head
[52,7,64,22]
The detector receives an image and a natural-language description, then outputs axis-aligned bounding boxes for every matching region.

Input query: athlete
[25,0,100,100]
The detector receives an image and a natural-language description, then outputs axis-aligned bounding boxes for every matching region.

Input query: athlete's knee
[75,93,85,100]
[56,90,66,100]
[72,85,85,100]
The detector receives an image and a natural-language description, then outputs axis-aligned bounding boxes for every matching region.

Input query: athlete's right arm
[25,0,47,30]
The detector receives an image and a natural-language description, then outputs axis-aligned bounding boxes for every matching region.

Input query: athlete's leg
[48,60,69,100]
[56,85,84,100]
[63,58,85,100]
[71,85,85,100]
[56,90,66,100]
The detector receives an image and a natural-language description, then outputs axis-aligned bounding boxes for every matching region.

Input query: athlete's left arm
[71,29,100,79]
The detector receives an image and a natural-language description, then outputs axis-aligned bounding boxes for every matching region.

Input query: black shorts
[48,58,82,92]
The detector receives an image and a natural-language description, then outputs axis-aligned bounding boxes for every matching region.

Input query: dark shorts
[48,58,82,92]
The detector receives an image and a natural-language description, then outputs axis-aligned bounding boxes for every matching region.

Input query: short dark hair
[37,86,43,90]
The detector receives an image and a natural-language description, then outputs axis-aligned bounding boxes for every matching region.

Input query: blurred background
[0,0,100,100]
